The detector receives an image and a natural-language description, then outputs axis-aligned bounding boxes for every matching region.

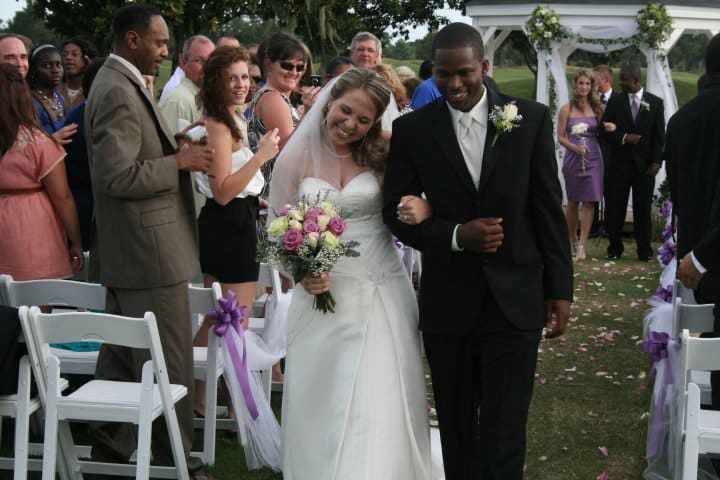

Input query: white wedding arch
[464,0,720,196]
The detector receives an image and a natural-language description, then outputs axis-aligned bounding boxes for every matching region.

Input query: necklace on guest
[66,87,81,103]
[35,89,64,119]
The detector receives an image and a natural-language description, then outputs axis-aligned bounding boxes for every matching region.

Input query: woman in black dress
[189,45,279,415]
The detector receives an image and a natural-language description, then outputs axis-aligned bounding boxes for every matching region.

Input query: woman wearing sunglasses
[247,32,319,199]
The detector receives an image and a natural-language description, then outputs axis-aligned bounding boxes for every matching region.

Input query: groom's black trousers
[423,292,542,480]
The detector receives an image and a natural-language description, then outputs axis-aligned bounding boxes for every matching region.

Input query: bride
[268,68,434,479]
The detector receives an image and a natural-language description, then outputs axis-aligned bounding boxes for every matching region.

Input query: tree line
[1,2,708,72]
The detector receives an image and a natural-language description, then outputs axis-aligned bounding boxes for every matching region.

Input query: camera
[307,75,323,87]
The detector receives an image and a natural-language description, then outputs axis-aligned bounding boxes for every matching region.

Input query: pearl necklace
[324,142,352,159]
[35,89,64,119]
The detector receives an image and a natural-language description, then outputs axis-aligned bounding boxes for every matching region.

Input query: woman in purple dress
[557,69,605,260]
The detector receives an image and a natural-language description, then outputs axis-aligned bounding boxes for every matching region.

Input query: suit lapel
[430,101,477,195]
[105,57,177,149]
[478,88,502,193]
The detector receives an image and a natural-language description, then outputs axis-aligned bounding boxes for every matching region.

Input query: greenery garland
[524,3,674,54]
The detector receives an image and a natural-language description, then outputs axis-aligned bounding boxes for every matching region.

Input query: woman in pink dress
[0,63,84,280]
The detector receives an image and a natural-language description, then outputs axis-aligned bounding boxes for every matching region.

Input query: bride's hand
[397,195,432,225]
[602,121,616,132]
[301,271,330,295]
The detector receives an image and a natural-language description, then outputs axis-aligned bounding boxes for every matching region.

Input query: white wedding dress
[281,171,433,479]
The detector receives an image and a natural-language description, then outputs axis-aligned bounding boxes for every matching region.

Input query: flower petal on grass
[597,473,608,480]
[598,446,609,456]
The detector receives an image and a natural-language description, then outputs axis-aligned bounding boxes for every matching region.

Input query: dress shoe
[605,253,620,260]
[191,472,217,480]
[638,256,652,262]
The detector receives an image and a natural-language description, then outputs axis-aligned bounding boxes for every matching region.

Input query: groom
[383,23,573,479]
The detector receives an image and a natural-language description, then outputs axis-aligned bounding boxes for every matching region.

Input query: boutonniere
[640,99,650,112]
[489,102,523,147]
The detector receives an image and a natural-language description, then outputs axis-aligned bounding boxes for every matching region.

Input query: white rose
[288,219,303,231]
[544,31,552,39]
[647,19,655,27]
[322,232,339,250]
[288,210,303,221]
[307,232,319,250]
[504,104,518,122]
[267,217,288,237]
[317,215,331,231]
[535,22,544,30]
[550,16,558,24]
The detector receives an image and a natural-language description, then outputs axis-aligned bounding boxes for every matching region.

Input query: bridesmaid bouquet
[260,197,359,314]
[570,122,589,172]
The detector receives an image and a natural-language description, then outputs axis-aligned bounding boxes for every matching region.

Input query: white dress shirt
[448,88,489,251]
[108,53,147,89]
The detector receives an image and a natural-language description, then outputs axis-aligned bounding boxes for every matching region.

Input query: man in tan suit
[85,4,213,478]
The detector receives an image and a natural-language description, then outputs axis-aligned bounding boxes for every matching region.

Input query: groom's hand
[544,299,571,339]
[457,217,503,253]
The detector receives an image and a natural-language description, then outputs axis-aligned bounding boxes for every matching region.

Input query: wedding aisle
[170,239,656,479]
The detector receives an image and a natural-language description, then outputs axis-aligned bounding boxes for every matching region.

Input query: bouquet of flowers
[260,196,359,314]
[636,3,673,52]
[570,122,589,172]
[524,5,566,52]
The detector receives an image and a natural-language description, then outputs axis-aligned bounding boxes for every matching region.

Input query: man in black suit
[382,23,573,479]
[666,33,720,407]
[602,64,665,261]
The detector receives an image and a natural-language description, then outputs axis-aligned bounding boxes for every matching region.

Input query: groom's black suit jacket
[383,87,573,334]
[602,90,665,173]
[665,79,720,305]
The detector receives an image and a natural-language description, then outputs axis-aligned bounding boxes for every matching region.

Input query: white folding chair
[672,289,716,406]
[20,306,190,480]
[189,282,244,466]
[676,330,720,479]
[1,274,106,375]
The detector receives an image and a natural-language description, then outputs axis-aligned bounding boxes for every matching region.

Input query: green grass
[524,238,657,479]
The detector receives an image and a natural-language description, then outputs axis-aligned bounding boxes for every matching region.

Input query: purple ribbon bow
[641,330,676,459]
[642,330,670,365]
[209,291,258,420]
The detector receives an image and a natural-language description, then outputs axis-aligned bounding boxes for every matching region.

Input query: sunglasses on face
[278,61,305,73]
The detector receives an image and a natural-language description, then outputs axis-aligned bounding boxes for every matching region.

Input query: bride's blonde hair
[322,68,391,174]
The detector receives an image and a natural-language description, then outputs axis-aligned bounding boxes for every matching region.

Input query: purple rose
[283,230,304,251]
[303,219,321,234]
[305,208,323,222]
[277,207,290,217]
[327,216,346,236]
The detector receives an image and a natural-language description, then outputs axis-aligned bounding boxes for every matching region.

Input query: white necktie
[458,113,483,187]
